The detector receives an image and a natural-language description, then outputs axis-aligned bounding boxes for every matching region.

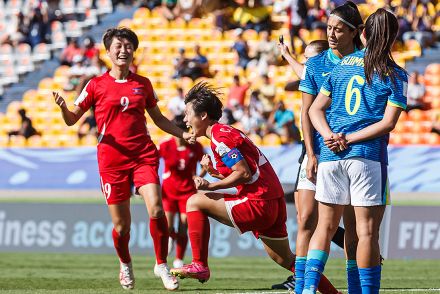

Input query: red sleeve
[144,78,158,109]
[74,78,95,111]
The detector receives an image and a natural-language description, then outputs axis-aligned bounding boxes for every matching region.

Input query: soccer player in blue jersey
[290,2,364,293]
[305,8,408,294]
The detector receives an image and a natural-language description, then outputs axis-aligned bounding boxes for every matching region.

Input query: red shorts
[100,163,159,205]
[162,196,190,214]
[224,196,287,239]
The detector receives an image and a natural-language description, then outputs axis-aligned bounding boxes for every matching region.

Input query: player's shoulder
[212,123,240,139]
[307,50,327,66]
[131,72,152,85]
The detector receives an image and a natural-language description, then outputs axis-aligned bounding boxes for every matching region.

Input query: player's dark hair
[330,1,364,49]
[364,8,406,85]
[308,40,329,53]
[103,27,139,51]
[173,115,189,131]
[184,82,223,121]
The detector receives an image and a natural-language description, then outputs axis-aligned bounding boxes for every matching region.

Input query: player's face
[184,102,206,137]
[107,37,134,68]
[327,16,357,51]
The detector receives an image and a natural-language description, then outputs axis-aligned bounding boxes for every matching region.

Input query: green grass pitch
[0,253,439,293]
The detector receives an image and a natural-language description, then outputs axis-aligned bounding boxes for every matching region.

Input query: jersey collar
[327,46,361,64]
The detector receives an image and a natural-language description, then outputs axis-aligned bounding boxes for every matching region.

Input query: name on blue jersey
[340,56,364,67]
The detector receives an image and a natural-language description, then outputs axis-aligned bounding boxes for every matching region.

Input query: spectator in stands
[254,30,280,75]
[241,105,265,137]
[406,71,426,112]
[65,54,87,91]
[258,74,277,118]
[26,7,50,48]
[140,0,162,10]
[82,36,99,62]
[167,87,186,118]
[172,47,207,81]
[267,100,300,143]
[274,0,308,53]
[402,3,435,49]
[232,28,253,71]
[78,108,97,140]
[173,0,203,21]
[60,38,82,66]
[162,0,179,21]
[231,2,272,33]
[7,108,41,143]
[227,74,250,108]
[192,44,211,78]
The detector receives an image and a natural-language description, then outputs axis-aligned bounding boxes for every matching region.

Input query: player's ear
[200,111,208,121]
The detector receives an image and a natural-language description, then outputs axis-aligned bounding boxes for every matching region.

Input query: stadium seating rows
[1,1,439,147]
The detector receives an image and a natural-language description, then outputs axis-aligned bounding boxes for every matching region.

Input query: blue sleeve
[388,70,408,110]
[299,59,317,95]
[320,74,333,98]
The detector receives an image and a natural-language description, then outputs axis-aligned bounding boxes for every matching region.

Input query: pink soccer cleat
[170,262,210,283]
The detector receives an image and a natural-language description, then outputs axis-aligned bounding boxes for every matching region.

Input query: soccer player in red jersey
[159,115,205,269]
[52,27,195,291]
[169,83,339,294]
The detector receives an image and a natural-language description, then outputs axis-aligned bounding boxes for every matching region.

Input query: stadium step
[405,41,440,74]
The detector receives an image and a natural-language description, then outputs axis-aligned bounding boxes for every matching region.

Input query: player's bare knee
[298,211,317,231]
[150,206,165,218]
[186,193,203,211]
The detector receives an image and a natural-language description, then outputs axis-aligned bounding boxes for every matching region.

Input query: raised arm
[278,42,305,78]
[53,92,85,126]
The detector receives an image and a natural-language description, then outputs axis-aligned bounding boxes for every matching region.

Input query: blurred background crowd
[0,0,439,147]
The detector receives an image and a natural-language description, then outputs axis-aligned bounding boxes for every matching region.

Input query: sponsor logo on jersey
[322,72,330,77]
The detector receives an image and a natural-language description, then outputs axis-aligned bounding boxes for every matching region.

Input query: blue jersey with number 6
[319,49,408,164]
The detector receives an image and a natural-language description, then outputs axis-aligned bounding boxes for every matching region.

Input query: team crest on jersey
[216,142,231,157]
[132,87,144,95]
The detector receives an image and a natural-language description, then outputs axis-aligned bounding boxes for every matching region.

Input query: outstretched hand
[277,42,291,58]
[53,92,66,108]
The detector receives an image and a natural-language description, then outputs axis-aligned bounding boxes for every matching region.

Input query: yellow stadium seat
[262,133,282,146]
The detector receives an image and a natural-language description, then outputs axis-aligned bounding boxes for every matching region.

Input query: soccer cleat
[119,261,135,290]
[154,263,179,291]
[271,275,295,290]
[168,237,174,255]
[173,258,184,269]
[170,262,210,283]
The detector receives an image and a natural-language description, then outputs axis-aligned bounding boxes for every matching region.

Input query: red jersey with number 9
[210,123,284,200]
[74,71,159,172]
[159,137,204,199]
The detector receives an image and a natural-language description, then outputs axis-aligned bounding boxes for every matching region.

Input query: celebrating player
[170,82,339,294]
[52,27,195,291]
[305,8,407,294]
[159,115,205,269]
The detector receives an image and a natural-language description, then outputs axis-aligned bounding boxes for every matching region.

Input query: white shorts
[315,157,390,206]
[296,154,317,191]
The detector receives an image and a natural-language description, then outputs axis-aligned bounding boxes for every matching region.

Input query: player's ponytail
[364,8,406,85]
[330,1,364,50]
